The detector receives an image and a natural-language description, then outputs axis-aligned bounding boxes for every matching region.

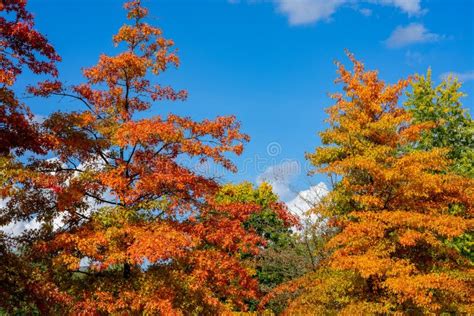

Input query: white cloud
[273,0,423,25]
[375,0,422,15]
[385,23,441,48]
[440,70,474,82]
[276,0,345,25]
[0,156,107,238]
[0,197,97,237]
[286,182,328,220]
[1,218,42,237]
[256,160,301,201]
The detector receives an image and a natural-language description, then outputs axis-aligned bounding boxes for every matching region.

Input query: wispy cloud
[385,23,441,48]
[440,70,474,82]
[275,0,345,26]
[375,0,423,16]
[273,0,423,26]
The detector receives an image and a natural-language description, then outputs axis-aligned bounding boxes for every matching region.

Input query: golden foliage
[280,52,474,314]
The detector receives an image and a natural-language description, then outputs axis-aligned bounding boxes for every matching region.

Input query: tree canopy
[1,1,473,315]
[262,53,474,314]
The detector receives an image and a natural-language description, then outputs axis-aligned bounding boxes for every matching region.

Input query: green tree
[405,70,474,262]
[216,182,297,247]
[216,182,314,313]
[405,69,474,177]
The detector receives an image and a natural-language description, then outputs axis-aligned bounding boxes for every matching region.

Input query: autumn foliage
[1,1,473,315]
[266,53,474,314]
[0,0,60,155]
[0,0,65,312]
[1,1,295,314]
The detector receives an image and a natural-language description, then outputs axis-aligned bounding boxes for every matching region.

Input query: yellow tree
[266,53,474,314]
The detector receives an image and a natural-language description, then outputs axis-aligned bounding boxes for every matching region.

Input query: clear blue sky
[19,0,474,201]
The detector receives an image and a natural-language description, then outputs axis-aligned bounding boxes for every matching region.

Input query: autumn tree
[0,0,60,155]
[2,1,294,314]
[215,182,314,313]
[216,182,298,247]
[0,1,63,313]
[263,53,474,314]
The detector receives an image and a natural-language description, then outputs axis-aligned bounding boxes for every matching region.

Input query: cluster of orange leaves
[260,53,474,314]
[1,1,296,314]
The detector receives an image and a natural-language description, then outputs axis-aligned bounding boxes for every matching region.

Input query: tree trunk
[123,262,131,279]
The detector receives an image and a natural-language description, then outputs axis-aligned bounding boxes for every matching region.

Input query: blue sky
[19,0,474,202]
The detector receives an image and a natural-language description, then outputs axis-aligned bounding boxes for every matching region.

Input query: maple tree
[0,1,63,313]
[261,53,474,314]
[0,0,60,155]
[1,1,294,313]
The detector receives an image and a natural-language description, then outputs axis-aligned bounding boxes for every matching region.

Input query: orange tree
[262,53,474,314]
[2,1,294,313]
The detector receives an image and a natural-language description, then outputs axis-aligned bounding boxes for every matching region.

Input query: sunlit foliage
[264,53,474,314]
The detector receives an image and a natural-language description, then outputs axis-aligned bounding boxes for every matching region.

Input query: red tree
[2,1,296,313]
[0,0,60,155]
[0,1,66,313]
